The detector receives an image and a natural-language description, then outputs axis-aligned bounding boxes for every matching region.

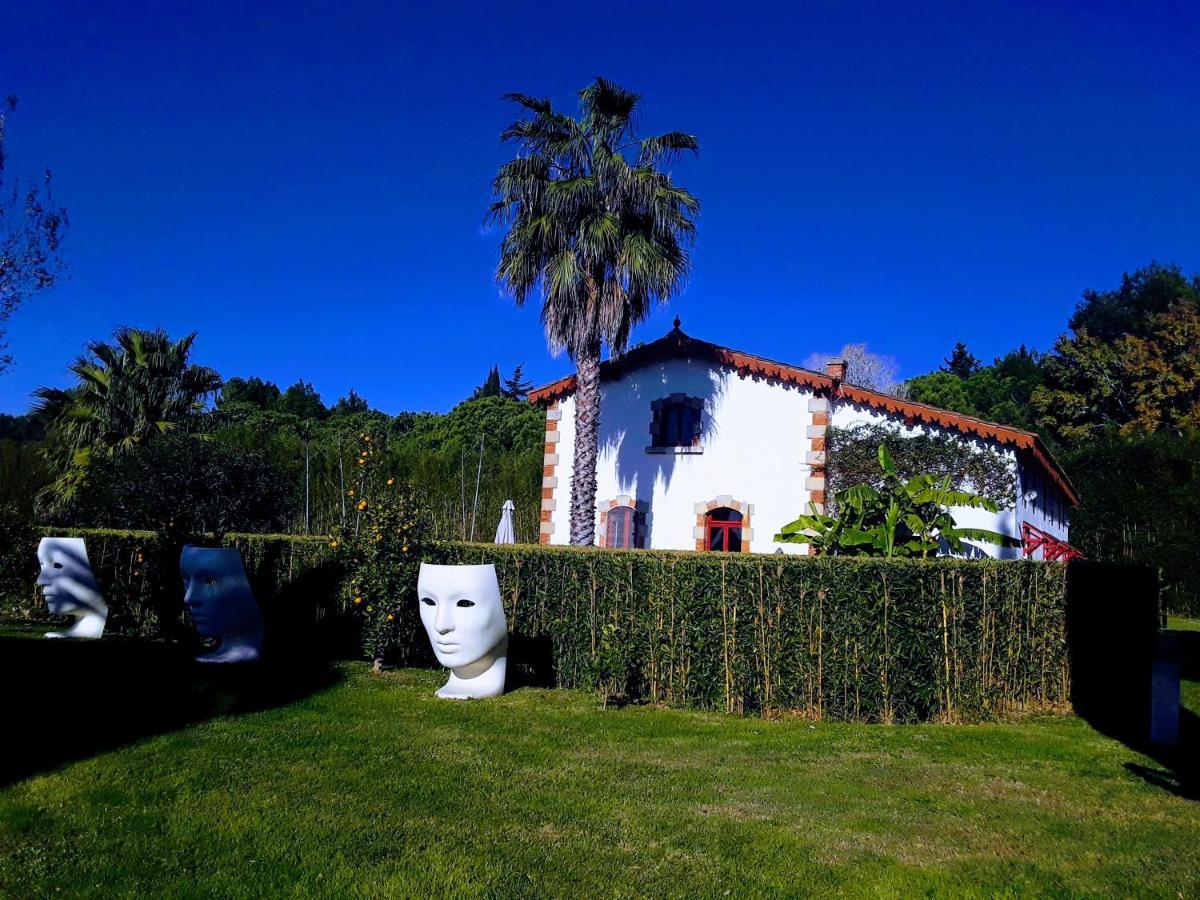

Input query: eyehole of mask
[53,562,64,569]
[420,597,435,606]
[205,577,217,586]
[456,598,475,608]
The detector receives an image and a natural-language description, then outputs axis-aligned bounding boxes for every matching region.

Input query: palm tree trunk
[569,341,602,545]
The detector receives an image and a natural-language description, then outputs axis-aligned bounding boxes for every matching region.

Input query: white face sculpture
[37,537,107,639]
[417,563,508,699]
[181,546,263,663]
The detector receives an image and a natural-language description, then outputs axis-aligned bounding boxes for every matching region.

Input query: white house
[529,322,1078,558]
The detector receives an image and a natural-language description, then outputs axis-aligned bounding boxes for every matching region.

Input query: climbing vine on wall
[828,422,1016,509]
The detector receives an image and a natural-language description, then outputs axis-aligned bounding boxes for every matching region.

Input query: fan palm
[488,78,700,544]
[34,327,221,507]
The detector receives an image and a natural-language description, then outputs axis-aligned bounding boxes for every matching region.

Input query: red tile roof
[528,325,1079,506]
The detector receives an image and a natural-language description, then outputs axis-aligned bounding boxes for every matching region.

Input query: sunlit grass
[1168,615,1200,633]
[1,657,1197,897]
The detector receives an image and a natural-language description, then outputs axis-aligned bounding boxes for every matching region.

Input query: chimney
[826,358,847,383]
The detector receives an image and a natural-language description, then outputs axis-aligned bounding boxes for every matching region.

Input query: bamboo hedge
[439,543,1071,723]
[4,530,1082,723]
[3,528,341,639]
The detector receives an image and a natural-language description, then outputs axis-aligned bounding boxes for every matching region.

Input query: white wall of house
[549,357,816,553]
[546,363,1071,558]
[1015,455,1072,558]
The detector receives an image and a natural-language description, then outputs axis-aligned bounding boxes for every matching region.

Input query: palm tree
[35,327,221,507]
[489,78,699,545]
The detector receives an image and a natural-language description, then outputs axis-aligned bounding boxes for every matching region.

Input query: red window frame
[705,508,743,552]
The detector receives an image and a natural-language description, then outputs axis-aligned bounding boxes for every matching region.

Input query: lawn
[0,624,1197,898]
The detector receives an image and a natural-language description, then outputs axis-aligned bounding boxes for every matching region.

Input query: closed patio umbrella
[494,499,516,544]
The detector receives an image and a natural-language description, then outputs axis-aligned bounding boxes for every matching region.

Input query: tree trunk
[569,341,602,545]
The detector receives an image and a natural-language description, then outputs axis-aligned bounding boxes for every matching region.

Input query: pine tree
[502,363,534,400]
[332,389,369,415]
[942,342,981,379]
[471,365,502,400]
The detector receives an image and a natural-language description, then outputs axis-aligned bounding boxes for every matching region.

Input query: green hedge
[5,530,1081,723]
[439,543,1071,723]
[4,529,341,639]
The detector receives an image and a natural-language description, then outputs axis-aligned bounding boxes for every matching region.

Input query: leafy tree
[776,445,1016,557]
[502,363,534,401]
[0,439,47,515]
[489,77,699,544]
[0,96,68,372]
[68,432,293,533]
[34,328,221,506]
[803,343,902,395]
[903,371,977,416]
[218,376,281,410]
[906,346,1046,430]
[0,409,47,441]
[332,389,370,415]
[399,395,544,455]
[1069,261,1200,342]
[333,431,432,671]
[278,380,328,420]
[1066,431,1200,616]
[0,503,36,615]
[1034,281,1200,443]
[942,342,981,378]
[471,365,502,400]
[1115,300,1200,435]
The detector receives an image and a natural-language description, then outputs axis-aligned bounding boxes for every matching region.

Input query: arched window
[605,506,638,549]
[599,498,644,549]
[706,507,743,552]
[650,395,704,449]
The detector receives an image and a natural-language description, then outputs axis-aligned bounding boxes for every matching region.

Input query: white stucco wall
[546,365,1072,558]
[549,357,815,553]
[1015,454,1071,558]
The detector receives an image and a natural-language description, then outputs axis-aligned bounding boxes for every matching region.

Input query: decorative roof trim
[528,326,1079,506]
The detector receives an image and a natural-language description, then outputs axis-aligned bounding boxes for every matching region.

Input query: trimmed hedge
[4,530,1088,723]
[5,529,341,640]
[439,543,1071,723]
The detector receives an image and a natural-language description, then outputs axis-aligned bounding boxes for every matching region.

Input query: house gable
[530,322,1078,508]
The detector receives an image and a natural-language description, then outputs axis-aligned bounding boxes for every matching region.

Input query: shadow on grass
[1067,561,1200,800]
[505,634,557,691]
[1122,627,1200,800]
[0,627,342,788]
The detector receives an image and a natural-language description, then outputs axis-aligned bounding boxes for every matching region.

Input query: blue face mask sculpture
[181,546,264,664]
[37,537,108,639]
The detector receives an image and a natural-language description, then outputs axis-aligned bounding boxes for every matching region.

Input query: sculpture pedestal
[195,628,264,664]
[44,610,107,640]
[436,652,507,700]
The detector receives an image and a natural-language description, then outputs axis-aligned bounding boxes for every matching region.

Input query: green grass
[1,641,1198,899]
[1168,615,1200,633]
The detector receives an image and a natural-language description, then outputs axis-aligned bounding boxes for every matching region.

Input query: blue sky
[2,0,1197,415]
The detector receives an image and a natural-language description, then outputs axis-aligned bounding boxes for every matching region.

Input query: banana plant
[775,444,1019,558]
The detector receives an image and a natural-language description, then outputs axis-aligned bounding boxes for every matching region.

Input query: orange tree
[330,431,431,671]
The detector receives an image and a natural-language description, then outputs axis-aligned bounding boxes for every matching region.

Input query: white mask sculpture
[181,546,264,664]
[37,537,108,639]
[417,563,508,699]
